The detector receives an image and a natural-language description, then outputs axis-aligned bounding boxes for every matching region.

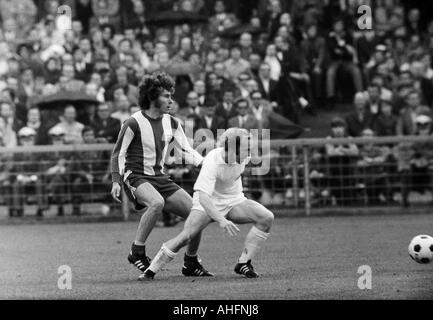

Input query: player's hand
[219,219,240,237]
[111,182,122,203]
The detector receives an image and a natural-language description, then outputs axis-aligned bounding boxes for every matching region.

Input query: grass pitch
[1,213,433,299]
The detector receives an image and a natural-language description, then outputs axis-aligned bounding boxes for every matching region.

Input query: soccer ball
[408,235,433,264]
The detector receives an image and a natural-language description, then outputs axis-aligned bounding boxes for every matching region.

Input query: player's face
[156,89,173,114]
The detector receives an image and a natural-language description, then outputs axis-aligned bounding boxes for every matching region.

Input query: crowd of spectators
[0,0,433,214]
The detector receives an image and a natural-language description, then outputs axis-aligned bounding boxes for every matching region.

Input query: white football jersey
[193,147,249,199]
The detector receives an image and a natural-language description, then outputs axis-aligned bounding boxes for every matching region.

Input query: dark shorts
[123,172,181,210]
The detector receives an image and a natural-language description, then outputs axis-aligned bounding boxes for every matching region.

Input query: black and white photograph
[1,0,433,308]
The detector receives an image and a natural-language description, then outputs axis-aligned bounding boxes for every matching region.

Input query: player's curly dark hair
[138,72,175,110]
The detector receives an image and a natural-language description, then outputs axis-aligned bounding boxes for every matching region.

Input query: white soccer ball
[408,235,433,264]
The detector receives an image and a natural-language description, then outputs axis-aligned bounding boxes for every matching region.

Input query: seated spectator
[237,72,252,99]
[214,87,238,128]
[256,62,278,103]
[195,95,225,137]
[208,0,239,34]
[60,64,86,92]
[44,126,72,216]
[5,127,48,217]
[345,92,374,137]
[395,110,433,206]
[51,105,85,144]
[372,100,398,136]
[223,44,250,82]
[366,83,384,117]
[91,103,121,143]
[111,94,131,124]
[325,117,359,206]
[227,98,259,130]
[193,80,206,106]
[0,100,21,147]
[70,126,111,216]
[249,90,274,132]
[357,128,392,204]
[396,90,422,135]
[113,65,138,105]
[23,106,51,145]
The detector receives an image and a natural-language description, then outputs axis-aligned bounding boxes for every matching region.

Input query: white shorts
[191,192,247,217]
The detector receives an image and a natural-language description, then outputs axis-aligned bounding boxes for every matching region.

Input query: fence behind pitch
[0,136,432,220]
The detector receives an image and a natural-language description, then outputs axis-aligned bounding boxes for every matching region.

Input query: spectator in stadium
[6,127,47,217]
[60,64,86,92]
[224,44,251,81]
[70,126,111,216]
[249,90,273,132]
[256,62,278,103]
[372,99,398,136]
[227,98,259,130]
[263,43,281,82]
[214,87,238,128]
[408,110,433,196]
[110,94,131,124]
[239,32,254,60]
[0,100,20,147]
[396,90,422,135]
[326,17,363,109]
[24,106,51,145]
[208,0,239,34]
[73,46,93,82]
[237,72,252,99]
[51,105,85,145]
[196,95,225,137]
[193,79,206,106]
[325,117,359,206]
[345,92,374,137]
[91,103,121,143]
[247,52,262,79]
[357,128,392,205]
[113,66,138,105]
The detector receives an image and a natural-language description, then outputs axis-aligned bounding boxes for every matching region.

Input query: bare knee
[141,198,165,215]
[258,210,274,230]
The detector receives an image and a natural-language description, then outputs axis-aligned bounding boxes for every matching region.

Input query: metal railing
[0,135,432,219]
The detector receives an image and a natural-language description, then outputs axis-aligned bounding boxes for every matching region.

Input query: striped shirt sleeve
[111,118,136,183]
[171,116,203,166]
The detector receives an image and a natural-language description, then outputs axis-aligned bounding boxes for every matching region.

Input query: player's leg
[139,210,212,280]
[126,181,165,272]
[227,199,274,278]
[164,188,212,276]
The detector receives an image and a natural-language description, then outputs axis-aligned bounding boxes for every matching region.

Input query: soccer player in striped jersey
[110,72,212,278]
[139,128,274,280]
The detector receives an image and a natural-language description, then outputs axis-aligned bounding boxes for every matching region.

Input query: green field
[1,213,433,299]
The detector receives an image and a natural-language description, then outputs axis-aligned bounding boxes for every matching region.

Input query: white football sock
[238,226,269,263]
[148,244,177,274]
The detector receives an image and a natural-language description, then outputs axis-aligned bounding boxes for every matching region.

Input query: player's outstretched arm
[198,191,240,237]
[172,117,203,167]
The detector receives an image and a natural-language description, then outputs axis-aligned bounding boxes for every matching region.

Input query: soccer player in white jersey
[139,128,274,280]
[110,72,212,277]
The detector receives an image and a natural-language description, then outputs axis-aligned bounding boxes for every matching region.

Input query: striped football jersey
[111,111,203,183]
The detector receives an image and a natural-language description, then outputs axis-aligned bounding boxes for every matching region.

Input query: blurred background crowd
[0,0,433,218]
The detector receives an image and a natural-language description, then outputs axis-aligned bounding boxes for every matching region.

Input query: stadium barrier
[0,136,432,220]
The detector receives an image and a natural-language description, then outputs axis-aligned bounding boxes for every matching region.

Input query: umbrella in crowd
[34,90,99,127]
[147,11,208,26]
[34,90,98,109]
[218,24,265,39]
[164,61,202,76]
